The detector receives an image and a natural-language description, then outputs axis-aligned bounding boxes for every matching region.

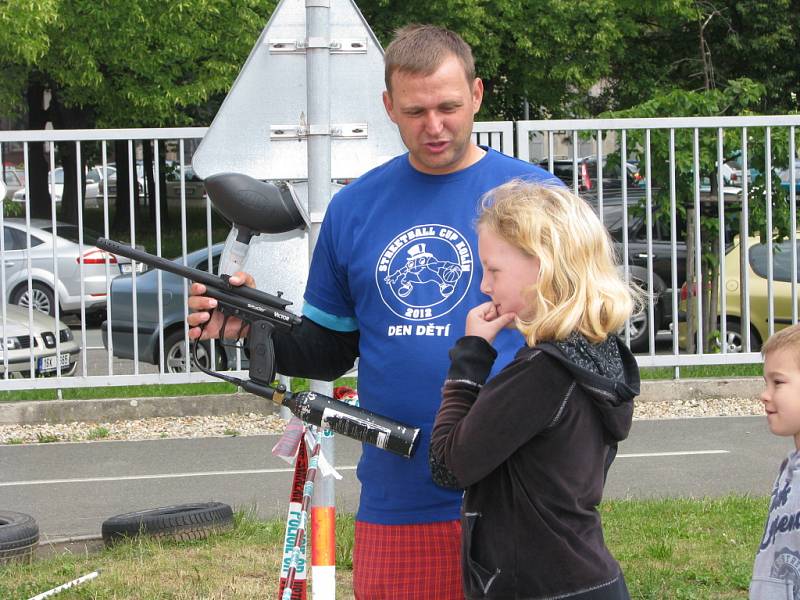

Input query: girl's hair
[477,180,640,346]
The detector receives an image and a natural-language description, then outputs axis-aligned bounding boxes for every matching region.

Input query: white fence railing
[2,115,799,390]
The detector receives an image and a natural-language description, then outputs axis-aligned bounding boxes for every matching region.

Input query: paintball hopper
[203,172,310,276]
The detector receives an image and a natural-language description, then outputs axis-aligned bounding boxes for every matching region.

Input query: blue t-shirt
[304,147,562,524]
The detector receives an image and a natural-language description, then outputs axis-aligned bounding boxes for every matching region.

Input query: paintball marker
[95,176,419,458]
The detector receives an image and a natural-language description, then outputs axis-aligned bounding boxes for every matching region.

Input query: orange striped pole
[310,426,336,599]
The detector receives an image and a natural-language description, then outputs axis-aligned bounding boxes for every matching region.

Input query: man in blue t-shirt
[189,24,560,599]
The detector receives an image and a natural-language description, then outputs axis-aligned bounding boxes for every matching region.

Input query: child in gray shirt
[751,324,800,599]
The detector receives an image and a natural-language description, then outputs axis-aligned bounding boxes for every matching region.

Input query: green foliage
[0,1,275,128]
[602,78,793,240]
[1,0,798,125]
[360,0,638,119]
[86,426,110,440]
[602,78,797,350]
[0,0,57,115]
[604,0,800,115]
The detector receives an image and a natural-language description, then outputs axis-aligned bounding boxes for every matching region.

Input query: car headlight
[0,337,21,350]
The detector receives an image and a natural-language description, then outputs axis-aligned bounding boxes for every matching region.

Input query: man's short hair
[763,323,800,364]
[384,24,476,93]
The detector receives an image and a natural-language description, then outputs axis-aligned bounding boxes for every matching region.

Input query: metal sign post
[192,0,405,597]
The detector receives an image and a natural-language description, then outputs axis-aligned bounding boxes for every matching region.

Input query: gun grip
[248,320,277,384]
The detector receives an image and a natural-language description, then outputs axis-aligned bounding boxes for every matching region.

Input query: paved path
[0,415,788,542]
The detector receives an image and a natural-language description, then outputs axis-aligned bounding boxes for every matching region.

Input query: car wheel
[717,320,762,353]
[101,502,233,547]
[11,282,56,316]
[163,330,224,374]
[623,303,661,353]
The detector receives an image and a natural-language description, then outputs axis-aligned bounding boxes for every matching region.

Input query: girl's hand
[465,301,516,344]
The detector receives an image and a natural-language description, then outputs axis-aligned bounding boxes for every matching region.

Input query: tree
[603,79,795,352]
[359,0,642,121]
[601,0,800,115]
[0,0,273,230]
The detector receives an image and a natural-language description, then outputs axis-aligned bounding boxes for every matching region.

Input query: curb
[0,378,762,426]
[639,377,762,404]
[0,392,279,425]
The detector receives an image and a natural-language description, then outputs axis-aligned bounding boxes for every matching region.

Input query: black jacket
[430,334,639,599]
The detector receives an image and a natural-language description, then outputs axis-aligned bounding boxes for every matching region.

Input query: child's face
[761,348,800,449]
[477,225,540,320]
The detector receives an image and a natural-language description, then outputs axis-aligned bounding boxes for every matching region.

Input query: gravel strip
[0,397,765,445]
[0,413,287,445]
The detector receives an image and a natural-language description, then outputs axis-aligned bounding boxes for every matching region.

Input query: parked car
[97,161,146,199]
[0,303,80,378]
[12,165,116,208]
[165,165,207,206]
[3,167,25,201]
[2,218,144,321]
[679,235,800,352]
[100,162,207,206]
[538,157,643,196]
[596,201,688,351]
[102,244,232,373]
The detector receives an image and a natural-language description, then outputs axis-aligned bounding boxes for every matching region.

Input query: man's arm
[272,316,359,381]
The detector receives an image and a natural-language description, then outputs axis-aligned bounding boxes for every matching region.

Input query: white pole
[306,1,336,598]
[27,570,101,600]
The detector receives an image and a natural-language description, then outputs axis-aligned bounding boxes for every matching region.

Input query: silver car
[0,303,80,378]
[11,165,116,208]
[3,168,24,201]
[2,218,143,321]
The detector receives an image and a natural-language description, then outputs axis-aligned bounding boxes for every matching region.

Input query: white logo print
[376,224,473,321]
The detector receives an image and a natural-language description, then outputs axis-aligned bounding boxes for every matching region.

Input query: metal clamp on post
[266,38,367,54]
[271,123,368,141]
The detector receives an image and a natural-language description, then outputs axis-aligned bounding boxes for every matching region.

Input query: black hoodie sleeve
[430,337,574,488]
[268,317,360,381]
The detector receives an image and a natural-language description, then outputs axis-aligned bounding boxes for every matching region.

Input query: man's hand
[465,301,516,344]
[187,271,255,340]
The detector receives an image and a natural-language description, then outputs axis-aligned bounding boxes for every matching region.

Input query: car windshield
[750,240,800,282]
[40,225,104,244]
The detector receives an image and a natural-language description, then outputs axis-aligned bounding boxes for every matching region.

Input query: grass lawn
[0,364,762,403]
[0,496,765,599]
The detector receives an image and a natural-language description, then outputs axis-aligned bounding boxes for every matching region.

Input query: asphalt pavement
[0,415,789,543]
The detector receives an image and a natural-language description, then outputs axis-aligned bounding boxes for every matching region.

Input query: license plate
[38,353,70,372]
[120,262,147,274]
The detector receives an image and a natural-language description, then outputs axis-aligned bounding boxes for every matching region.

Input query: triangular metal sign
[192,0,404,181]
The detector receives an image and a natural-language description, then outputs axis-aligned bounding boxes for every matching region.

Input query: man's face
[383,55,483,175]
[761,347,800,448]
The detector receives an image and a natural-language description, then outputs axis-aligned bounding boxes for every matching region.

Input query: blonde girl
[431,180,640,599]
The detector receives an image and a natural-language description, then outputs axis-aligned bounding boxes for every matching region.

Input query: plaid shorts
[353,519,464,600]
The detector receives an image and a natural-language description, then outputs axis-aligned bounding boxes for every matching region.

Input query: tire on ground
[0,511,39,564]
[101,502,234,546]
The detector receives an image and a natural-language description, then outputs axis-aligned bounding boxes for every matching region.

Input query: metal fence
[2,115,799,390]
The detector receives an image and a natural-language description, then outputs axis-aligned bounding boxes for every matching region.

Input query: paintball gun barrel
[95,238,420,458]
